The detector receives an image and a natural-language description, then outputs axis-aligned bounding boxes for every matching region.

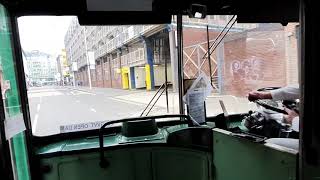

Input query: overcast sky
[18,16,73,57]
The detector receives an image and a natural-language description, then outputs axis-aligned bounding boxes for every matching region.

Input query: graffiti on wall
[230,57,264,84]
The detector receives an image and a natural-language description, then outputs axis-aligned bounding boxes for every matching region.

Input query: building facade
[25,50,57,85]
[56,49,71,85]
[64,16,299,96]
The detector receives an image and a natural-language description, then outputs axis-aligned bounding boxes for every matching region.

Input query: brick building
[181,22,299,96]
[64,16,299,97]
[221,23,299,96]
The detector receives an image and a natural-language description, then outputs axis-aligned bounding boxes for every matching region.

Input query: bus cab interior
[0,0,319,180]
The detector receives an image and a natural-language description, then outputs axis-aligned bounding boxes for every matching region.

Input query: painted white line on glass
[32,114,39,133]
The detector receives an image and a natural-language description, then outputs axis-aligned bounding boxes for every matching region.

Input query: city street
[28,86,255,136]
[28,86,167,136]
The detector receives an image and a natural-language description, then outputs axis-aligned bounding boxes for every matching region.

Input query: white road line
[70,91,75,95]
[37,104,41,112]
[108,97,144,106]
[39,96,42,103]
[90,108,97,112]
[32,114,39,133]
[72,89,96,95]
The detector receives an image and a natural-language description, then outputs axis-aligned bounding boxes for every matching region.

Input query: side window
[0,4,30,180]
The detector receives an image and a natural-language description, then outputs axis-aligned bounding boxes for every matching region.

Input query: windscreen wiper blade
[209,17,237,55]
[202,15,236,59]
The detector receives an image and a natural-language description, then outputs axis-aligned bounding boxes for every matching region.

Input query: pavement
[28,85,256,136]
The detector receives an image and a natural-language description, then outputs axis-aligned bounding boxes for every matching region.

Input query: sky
[18,16,74,57]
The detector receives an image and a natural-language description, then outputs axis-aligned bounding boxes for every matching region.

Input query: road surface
[27,86,254,136]
[28,86,150,136]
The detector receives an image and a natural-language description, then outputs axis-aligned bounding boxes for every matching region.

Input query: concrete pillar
[101,58,105,87]
[168,27,179,92]
[117,50,122,68]
[117,50,122,89]
[81,69,84,86]
[143,38,155,90]
[109,54,113,88]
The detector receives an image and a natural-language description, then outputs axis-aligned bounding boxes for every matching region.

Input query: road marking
[90,108,97,113]
[108,97,145,106]
[70,91,75,95]
[28,91,63,98]
[39,97,42,103]
[72,89,96,95]
[37,104,41,112]
[32,114,39,133]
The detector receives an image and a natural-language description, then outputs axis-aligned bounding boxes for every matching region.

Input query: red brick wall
[90,68,97,87]
[181,25,297,96]
[76,58,120,88]
[95,62,103,87]
[81,67,88,86]
[284,23,299,85]
[103,60,112,88]
[110,58,122,89]
[183,27,220,47]
[182,27,220,80]
[222,30,287,96]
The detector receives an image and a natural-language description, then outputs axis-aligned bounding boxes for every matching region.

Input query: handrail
[98,114,191,168]
[140,83,166,117]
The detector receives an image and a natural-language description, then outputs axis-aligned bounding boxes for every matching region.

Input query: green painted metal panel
[40,147,211,180]
[130,149,153,180]
[37,126,212,180]
[36,126,183,155]
[59,151,136,180]
[0,4,30,180]
[213,129,297,180]
[152,148,211,180]
[41,151,136,180]
[41,148,152,180]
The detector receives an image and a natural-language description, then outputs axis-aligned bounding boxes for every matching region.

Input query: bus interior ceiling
[2,0,299,24]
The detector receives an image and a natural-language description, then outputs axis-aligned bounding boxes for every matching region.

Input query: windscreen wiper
[208,17,237,56]
[202,15,237,60]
